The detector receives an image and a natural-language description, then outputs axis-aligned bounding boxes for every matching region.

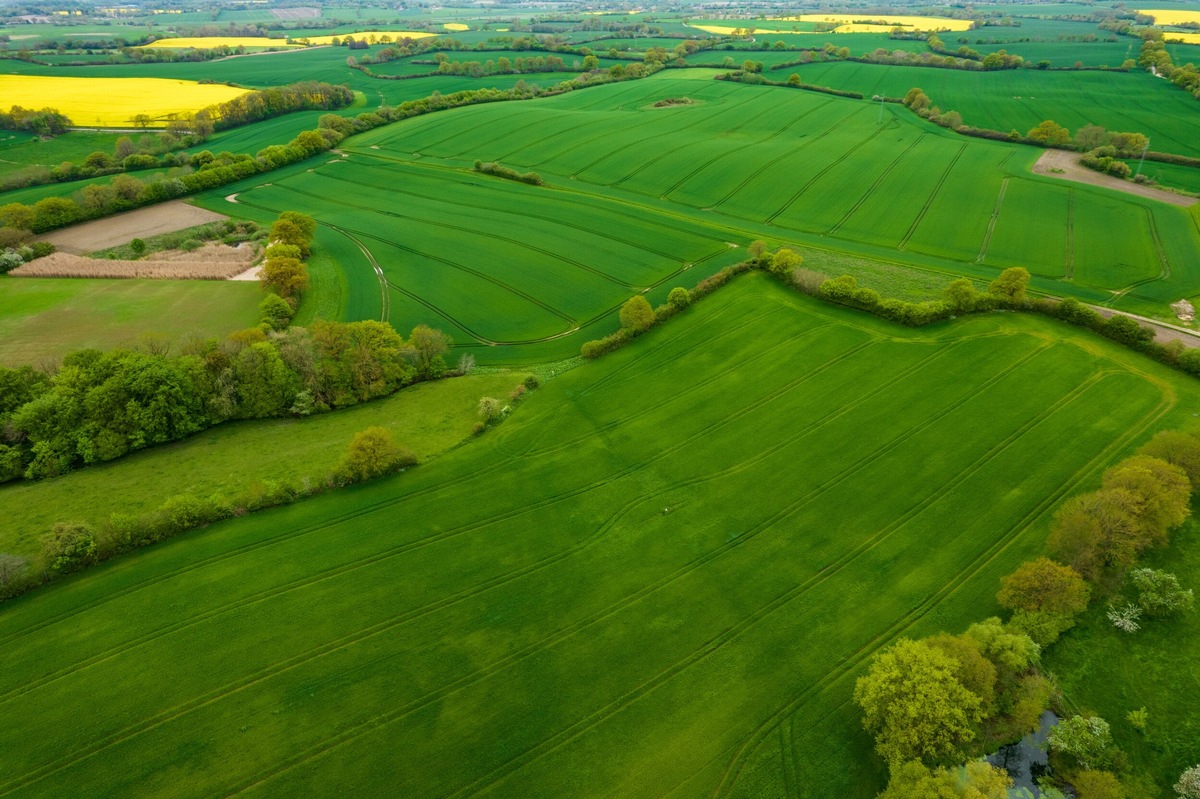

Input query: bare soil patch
[1032,150,1197,208]
[12,242,256,279]
[38,201,228,254]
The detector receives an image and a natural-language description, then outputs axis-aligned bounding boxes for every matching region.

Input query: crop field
[267,70,1198,333]
[0,130,124,180]
[291,31,439,44]
[138,37,301,49]
[1138,8,1200,26]
[0,276,260,366]
[0,276,1192,799]
[780,62,1200,159]
[0,75,250,128]
[781,13,975,31]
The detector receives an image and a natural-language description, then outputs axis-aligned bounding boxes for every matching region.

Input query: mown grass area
[0,276,260,367]
[0,371,527,558]
[0,275,1192,798]
[194,69,1197,358]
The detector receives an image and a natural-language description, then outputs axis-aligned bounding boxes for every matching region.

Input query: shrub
[334,426,414,484]
[768,247,801,278]
[619,295,655,332]
[129,237,146,256]
[791,268,827,295]
[259,292,295,330]
[1054,297,1104,329]
[523,374,539,390]
[1129,568,1194,616]
[667,286,691,308]
[0,553,30,598]
[998,557,1091,615]
[1047,715,1117,770]
[1127,707,1148,732]
[1101,314,1154,347]
[581,329,631,359]
[41,521,98,574]
[1177,765,1200,799]
[988,267,1030,304]
[478,396,502,420]
[1072,770,1125,799]
[943,278,979,313]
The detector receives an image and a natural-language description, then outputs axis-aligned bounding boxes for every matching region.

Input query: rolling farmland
[195,69,1200,360]
[0,75,251,127]
[0,276,1193,798]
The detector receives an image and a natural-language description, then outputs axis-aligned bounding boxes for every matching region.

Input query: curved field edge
[0,275,1195,798]
[0,371,529,558]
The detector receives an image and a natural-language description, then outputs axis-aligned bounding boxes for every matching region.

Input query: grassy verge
[0,371,528,558]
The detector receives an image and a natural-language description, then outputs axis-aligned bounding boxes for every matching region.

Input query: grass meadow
[0,276,260,366]
[0,371,528,557]
[0,276,1194,798]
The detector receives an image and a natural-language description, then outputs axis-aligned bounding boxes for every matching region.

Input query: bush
[998,557,1090,615]
[334,426,414,484]
[1138,430,1200,487]
[1101,314,1154,347]
[523,374,539,390]
[129,237,146,256]
[791,268,827,295]
[1055,297,1104,330]
[1129,568,1194,616]
[619,295,655,332]
[478,396,502,420]
[581,329,631,359]
[988,267,1030,304]
[1047,715,1117,770]
[259,292,295,330]
[41,521,98,574]
[0,553,30,599]
[667,286,690,308]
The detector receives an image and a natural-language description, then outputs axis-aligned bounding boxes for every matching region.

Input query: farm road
[1033,149,1197,208]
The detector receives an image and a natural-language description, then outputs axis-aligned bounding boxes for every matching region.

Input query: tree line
[855,429,1199,797]
[0,67,660,239]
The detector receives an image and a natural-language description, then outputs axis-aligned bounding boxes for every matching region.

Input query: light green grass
[0,371,527,557]
[0,276,261,367]
[0,275,1194,798]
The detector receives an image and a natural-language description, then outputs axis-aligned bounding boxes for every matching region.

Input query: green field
[0,276,1193,798]
[773,62,1200,159]
[0,370,528,557]
[0,276,261,367]
[186,69,1199,359]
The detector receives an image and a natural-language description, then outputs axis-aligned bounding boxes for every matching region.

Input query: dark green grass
[0,276,1192,799]
[1045,519,1200,796]
[0,276,260,367]
[0,371,528,557]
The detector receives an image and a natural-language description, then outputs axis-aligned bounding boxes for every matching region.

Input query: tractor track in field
[765,114,898,225]
[311,160,725,261]
[605,94,782,190]
[976,177,1009,263]
[898,142,966,250]
[217,341,1062,799]
[705,374,1175,797]
[658,97,837,201]
[1065,189,1075,280]
[437,347,1102,799]
[707,104,870,211]
[565,92,763,179]
[4,330,894,795]
[272,180,635,289]
[827,134,926,236]
[2,325,927,790]
[325,224,390,322]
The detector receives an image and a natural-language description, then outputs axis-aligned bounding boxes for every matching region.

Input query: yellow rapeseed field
[291,30,438,44]
[1138,9,1200,26]
[687,24,807,35]
[0,75,251,127]
[782,13,974,31]
[443,23,469,31]
[1164,31,1200,43]
[140,36,301,49]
